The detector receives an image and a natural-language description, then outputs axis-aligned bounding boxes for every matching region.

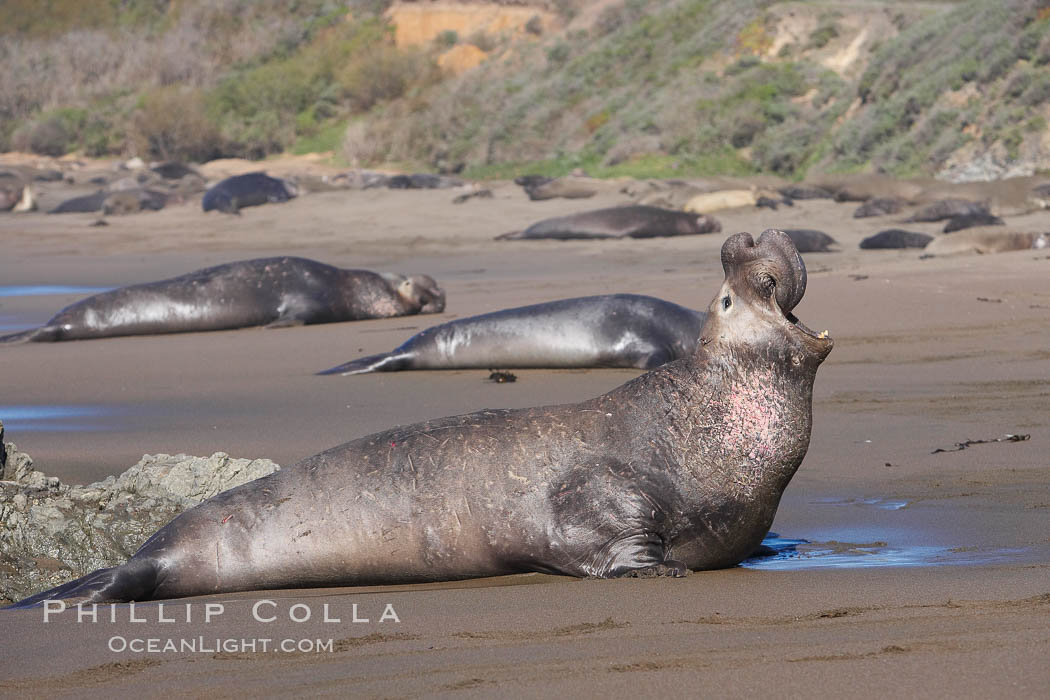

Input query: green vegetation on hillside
[0,0,168,39]
[357,0,857,178]
[830,0,1050,176]
[0,0,419,161]
[3,0,1050,181]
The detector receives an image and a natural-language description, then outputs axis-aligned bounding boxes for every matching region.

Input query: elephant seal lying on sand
[8,229,832,606]
[202,172,297,214]
[782,229,837,253]
[923,230,1048,256]
[0,257,445,343]
[319,294,706,375]
[860,229,934,249]
[497,205,721,240]
[906,198,987,223]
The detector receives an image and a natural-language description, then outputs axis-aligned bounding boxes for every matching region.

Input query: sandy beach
[1,176,1049,697]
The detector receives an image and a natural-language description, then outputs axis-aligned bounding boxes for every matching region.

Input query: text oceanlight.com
[39,599,402,654]
[108,636,337,653]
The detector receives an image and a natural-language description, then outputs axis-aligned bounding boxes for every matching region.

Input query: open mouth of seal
[786,311,826,338]
[785,310,832,352]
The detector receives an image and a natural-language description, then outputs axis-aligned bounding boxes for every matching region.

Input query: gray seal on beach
[48,190,108,214]
[318,294,706,375]
[852,197,904,218]
[942,211,1005,233]
[859,229,933,249]
[102,188,170,215]
[778,184,833,200]
[387,173,462,189]
[7,229,832,606]
[0,257,445,343]
[782,229,837,253]
[906,198,987,223]
[923,230,1048,256]
[201,172,297,214]
[516,174,603,200]
[497,205,721,240]
[0,171,34,212]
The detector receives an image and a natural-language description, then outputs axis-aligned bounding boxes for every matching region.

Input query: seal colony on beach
[0,257,445,343]
[8,229,832,606]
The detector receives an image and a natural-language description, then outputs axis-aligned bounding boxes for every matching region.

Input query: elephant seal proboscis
[8,229,832,606]
[0,257,445,343]
[497,205,721,240]
[201,172,297,214]
[318,294,706,375]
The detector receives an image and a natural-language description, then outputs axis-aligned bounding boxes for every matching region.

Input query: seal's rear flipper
[0,329,39,344]
[4,559,160,609]
[317,352,413,375]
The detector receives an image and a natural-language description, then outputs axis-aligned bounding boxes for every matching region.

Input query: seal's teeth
[818,330,829,339]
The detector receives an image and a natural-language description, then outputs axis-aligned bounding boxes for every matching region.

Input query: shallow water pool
[743,533,1025,570]
[0,404,120,433]
[0,285,113,298]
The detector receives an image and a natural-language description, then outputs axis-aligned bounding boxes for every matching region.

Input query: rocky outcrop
[0,420,279,604]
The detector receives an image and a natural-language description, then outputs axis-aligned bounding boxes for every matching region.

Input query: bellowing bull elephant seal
[318,294,706,375]
[0,257,445,343]
[497,205,721,240]
[8,229,832,606]
[201,172,297,214]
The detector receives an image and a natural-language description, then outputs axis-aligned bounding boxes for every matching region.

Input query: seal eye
[722,295,732,311]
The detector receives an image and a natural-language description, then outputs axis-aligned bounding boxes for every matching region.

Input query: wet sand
[1,180,1049,696]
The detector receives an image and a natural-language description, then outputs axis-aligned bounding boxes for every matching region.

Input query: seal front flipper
[269,294,323,328]
[617,559,690,578]
[579,529,686,579]
[264,318,306,329]
[601,540,689,578]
